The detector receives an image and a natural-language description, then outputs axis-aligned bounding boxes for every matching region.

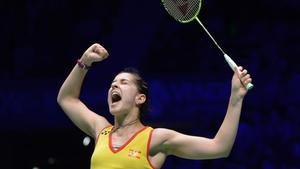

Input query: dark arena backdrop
[1,0,299,169]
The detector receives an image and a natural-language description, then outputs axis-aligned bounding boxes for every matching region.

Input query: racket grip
[224,54,254,90]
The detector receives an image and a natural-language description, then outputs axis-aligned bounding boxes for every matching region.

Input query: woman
[57,43,252,169]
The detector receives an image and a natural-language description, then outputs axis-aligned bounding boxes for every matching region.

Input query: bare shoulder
[149,128,182,157]
[152,128,176,137]
[94,116,112,135]
[151,128,177,147]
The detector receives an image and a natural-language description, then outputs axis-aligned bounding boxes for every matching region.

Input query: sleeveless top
[91,126,155,169]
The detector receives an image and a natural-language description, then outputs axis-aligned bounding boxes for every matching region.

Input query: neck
[113,113,143,133]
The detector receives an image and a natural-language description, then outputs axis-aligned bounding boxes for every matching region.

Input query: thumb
[233,66,239,79]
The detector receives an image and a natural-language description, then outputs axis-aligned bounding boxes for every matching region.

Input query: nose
[111,82,119,89]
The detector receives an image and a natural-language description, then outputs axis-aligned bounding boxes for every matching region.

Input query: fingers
[81,43,109,65]
[244,77,252,85]
[93,44,109,59]
[234,66,243,76]
[86,43,109,59]
[237,66,252,85]
[87,43,100,52]
[241,74,252,85]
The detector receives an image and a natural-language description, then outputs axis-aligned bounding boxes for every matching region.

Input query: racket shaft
[224,54,254,90]
[195,18,254,90]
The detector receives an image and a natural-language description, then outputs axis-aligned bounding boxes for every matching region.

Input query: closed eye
[110,79,130,87]
[120,79,130,85]
[121,80,128,84]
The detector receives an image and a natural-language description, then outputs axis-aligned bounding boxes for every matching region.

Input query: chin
[109,108,118,115]
[109,107,130,117]
[109,108,123,116]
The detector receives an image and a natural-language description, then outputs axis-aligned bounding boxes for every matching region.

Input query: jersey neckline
[108,126,149,153]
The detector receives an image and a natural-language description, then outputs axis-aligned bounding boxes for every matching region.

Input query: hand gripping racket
[161,0,254,90]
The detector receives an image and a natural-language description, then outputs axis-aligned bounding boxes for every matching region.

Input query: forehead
[113,72,136,82]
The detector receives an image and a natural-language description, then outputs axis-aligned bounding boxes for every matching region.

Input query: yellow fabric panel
[91,126,155,169]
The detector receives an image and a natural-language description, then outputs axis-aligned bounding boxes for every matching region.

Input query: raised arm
[57,43,111,139]
[153,66,252,160]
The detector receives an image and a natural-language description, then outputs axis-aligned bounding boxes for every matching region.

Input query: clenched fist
[80,43,109,66]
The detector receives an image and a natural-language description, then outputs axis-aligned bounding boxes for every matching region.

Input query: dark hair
[119,67,149,118]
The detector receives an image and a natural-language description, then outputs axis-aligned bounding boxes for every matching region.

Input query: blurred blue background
[0,0,299,168]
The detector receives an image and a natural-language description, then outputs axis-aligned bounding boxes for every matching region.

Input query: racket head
[161,0,202,23]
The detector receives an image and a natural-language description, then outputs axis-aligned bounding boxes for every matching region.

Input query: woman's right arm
[57,43,110,139]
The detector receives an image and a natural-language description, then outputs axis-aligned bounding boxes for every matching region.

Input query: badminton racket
[161,0,254,90]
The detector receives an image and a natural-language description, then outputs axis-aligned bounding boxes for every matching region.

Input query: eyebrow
[112,78,130,83]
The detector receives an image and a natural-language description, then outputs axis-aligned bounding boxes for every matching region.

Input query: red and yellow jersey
[91,126,155,169]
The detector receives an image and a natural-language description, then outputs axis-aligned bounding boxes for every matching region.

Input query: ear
[135,94,146,105]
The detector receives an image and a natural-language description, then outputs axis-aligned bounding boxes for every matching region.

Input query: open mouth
[111,92,121,103]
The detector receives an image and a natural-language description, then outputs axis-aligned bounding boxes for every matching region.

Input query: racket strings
[163,0,226,55]
[163,0,200,22]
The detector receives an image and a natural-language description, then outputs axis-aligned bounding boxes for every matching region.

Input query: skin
[57,43,252,169]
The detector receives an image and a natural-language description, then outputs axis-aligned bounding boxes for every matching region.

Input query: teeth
[112,91,119,96]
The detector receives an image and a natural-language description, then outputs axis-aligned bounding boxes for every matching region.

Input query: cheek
[123,89,138,102]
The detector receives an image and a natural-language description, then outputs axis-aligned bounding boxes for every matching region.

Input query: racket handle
[224,54,254,90]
